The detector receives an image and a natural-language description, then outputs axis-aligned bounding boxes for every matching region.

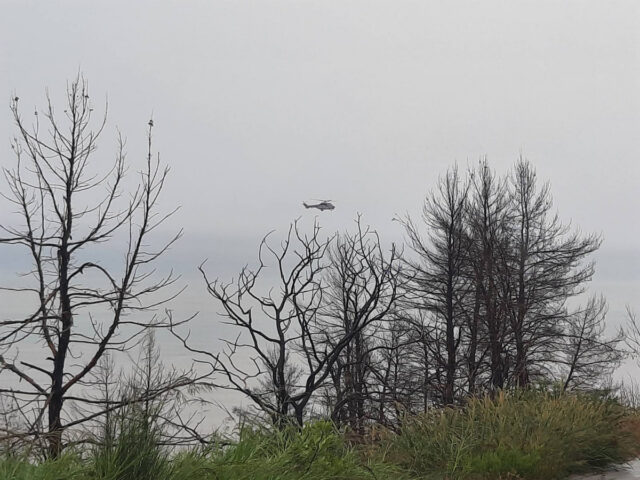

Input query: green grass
[91,402,171,480]
[0,453,86,480]
[1,390,637,480]
[388,390,636,479]
[178,422,410,480]
[0,422,409,480]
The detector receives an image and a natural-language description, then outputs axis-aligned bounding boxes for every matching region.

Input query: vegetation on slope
[2,390,638,480]
[389,390,637,479]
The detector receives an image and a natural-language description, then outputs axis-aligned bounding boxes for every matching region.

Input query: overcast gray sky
[1,1,638,363]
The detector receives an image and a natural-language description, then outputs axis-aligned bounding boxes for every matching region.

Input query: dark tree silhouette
[321,218,404,432]
[174,221,331,427]
[396,158,605,401]
[0,78,184,457]
[464,160,512,391]
[502,159,601,386]
[175,219,402,427]
[561,296,623,391]
[401,165,470,404]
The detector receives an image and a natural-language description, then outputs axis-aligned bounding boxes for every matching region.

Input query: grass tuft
[1,390,638,480]
[388,390,635,479]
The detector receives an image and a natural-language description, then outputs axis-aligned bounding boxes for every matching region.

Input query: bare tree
[370,316,423,427]
[465,160,512,391]
[118,332,205,448]
[402,312,437,413]
[174,221,331,427]
[503,159,601,387]
[321,217,404,433]
[174,219,402,428]
[0,78,184,457]
[401,165,470,404]
[626,308,640,357]
[561,296,624,391]
[393,158,611,400]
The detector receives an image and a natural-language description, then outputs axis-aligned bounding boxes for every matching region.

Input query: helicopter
[303,199,335,211]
